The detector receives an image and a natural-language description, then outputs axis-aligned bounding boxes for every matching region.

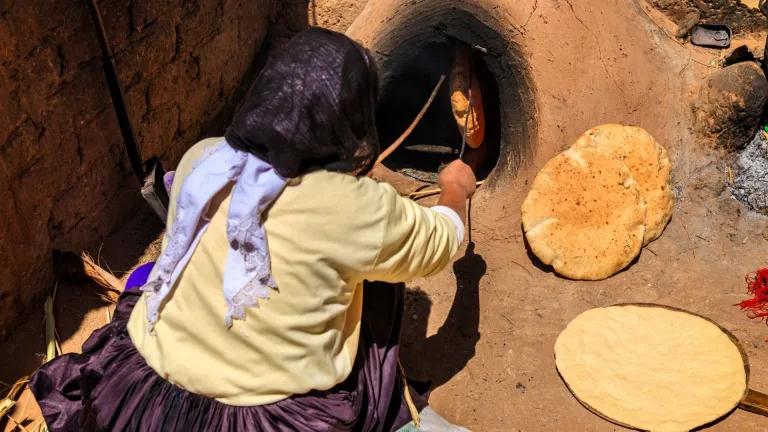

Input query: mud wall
[311,0,368,32]
[0,0,275,339]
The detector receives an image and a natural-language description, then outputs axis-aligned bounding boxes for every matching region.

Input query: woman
[30,28,475,431]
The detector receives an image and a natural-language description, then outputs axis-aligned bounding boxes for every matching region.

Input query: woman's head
[226,28,380,178]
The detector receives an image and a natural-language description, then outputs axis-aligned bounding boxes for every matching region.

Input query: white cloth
[431,205,465,245]
[141,141,287,330]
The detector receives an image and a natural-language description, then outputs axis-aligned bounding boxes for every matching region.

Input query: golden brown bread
[572,124,673,245]
[521,147,647,280]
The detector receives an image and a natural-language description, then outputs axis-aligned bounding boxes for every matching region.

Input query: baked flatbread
[572,124,673,245]
[555,304,748,431]
[449,46,484,149]
[521,147,646,280]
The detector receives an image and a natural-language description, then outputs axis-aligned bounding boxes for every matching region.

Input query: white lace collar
[141,141,287,331]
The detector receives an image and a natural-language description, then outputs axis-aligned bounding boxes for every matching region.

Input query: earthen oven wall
[0,0,276,339]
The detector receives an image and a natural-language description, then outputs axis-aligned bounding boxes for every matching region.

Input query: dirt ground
[2,0,768,431]
[395,166,768,431]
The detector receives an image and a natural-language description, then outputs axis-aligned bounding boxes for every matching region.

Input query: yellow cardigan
[127,138,460,406]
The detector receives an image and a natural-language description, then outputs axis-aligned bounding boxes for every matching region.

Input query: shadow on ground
[400,242,486,388]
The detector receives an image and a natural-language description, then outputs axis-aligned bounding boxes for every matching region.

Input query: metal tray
[691,24,732,49]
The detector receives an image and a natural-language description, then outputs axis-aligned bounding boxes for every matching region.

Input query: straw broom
[6,415,31,432]
[31,420,46,432]
[81,252,122,296]
[0,377,29,421]
[10,282,66,431]
[52,250,123,301]
[406,180,486,200]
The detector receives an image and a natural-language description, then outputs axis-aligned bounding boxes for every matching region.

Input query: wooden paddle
[741,389,768,416]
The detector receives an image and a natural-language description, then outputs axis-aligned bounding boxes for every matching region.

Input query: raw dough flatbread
[521,147,646,280]
[555,305,748,432]
[572,124,673,245]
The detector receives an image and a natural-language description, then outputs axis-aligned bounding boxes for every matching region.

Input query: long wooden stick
[406,180,486,200]
[371,75,446,172]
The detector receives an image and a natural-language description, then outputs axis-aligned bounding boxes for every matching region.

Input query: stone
[693,62,768,152]
[675,10,700,39]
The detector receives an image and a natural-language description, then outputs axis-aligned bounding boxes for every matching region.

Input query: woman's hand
[437,160,476,224]
[438,160,477,199]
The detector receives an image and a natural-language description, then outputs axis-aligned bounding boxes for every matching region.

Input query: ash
[730,130,768,214]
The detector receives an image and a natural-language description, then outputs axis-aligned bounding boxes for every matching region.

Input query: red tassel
[736,269,768,322]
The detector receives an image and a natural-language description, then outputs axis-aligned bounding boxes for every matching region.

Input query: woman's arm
[436,160,477,225]
[364,161,476,283]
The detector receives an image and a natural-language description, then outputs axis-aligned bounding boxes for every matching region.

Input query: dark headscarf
[226,27,380,178]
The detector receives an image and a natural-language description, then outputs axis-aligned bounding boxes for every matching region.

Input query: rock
[725,43,765,66]
[693,62,768,152]
[675,10,700,39]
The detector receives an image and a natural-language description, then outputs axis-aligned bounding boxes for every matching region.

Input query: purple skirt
[30,278,427,431]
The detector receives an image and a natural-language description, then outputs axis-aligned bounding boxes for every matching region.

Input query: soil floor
[2,1,768,431]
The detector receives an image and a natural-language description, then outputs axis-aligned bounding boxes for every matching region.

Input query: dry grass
[407,180,486,200]
[44,282,63,363]
[81,253,122,296]
[120,232,164,283]
[0,377,29,420]
[139,233,164,264]
[3,281,64,430]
